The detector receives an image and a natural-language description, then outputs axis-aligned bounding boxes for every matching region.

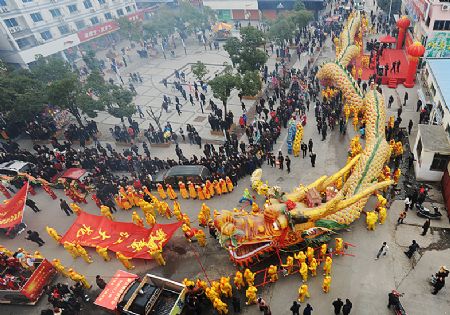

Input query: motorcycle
[416,204,442,220]
[388,290,407,315]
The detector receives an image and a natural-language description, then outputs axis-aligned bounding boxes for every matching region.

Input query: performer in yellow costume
[156,183,167,200]
[46,226,62,242]
[322,275,332,293]
[225,176,234,192]
[149,245,166,266]
[244,268,255,286]
[268,265,278,282]
[131,211,144,227]
[203,184,211,200]
[145,212,156,227]
[206,287,219,302]
[173,201,183,221]
[70,203,83,216]
[219,178,228,194]
[294,251,307,264]
[75,244,93,263]
[34,251,44,259]
[0,245,13,257]
[206,180,215,197]
[306,246,314,263]
[63,241,79,259]
[52,258,69,277]
[166,184,177,200]
[300,262,308,282]
[320,244,327,261]
[213,297,228,314]
[188,182,197,199]
[116,252,135,269]
[245,285,257,305]
[309,257,318,276]
[234,271,245,290]
[178,182,189,199]
[220,277,232,298]
[100,205,114,220]
[68,268,91,289]
[335,238,344,255]
[195,229,207,247]
[213,180,222,195]
[298,284,310,302]
[282,256,294,275]
[96,245,110,261]
[323,256,333,276]
[378,206,387,224]
[196,185,205,200]
[366,211,378,230]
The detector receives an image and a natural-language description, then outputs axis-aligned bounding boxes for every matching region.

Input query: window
[430,153,450,171]
[68,4,78,13]
[30,12,43,22]
[75,20,86,30]
[4,18,18,27]
[432,20,450,31]
[58,25,70,35]
[125,6,131,13]
[104,12,112,20]
[446,124,450,139]
[16,37,30,48]
[430,83,436,97]
[83,0,92,9]
[22,0,33,3]
[116,9,124,16]
[49,8,62,18]
[40,30,52,40]
[90,16,99,25]
[98,0,105,4]
[0,0,7,6]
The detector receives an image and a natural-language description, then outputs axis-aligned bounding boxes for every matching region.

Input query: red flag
[60,212,182,259]
[0,182,28,228]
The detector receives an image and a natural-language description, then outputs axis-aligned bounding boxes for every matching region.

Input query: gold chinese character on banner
[76,224,93,238]
[92,228,111,241]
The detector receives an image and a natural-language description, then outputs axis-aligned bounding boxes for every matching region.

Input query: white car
[0,160,35,176]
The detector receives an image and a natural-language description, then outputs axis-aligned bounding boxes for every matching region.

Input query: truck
[95,270,186,315]
[0,258,56,305]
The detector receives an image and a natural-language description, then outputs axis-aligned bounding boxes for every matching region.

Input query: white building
[0,0,138,67]
[413,58,450,181]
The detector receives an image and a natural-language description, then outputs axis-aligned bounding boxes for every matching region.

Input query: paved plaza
[2,3,450,315]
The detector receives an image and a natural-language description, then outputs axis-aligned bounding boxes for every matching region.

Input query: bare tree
[147,107,164,130]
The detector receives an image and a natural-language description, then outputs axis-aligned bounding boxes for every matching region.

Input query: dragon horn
[317,154,361,191]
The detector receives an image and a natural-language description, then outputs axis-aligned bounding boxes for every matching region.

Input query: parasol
[212,22,232,32]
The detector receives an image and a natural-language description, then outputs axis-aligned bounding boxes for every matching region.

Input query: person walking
[408,119,413,135]
[286,156,291,173]
[397,211,407,225]
[301,142,308,158]
[421,219,431,236]
[375,242,389,260]
[404,240,419,258]
[60,199,73,216]
[96,275,107,289]
[404,196,411,211]
[290,301,301,315]
[303,303,313,315]
[332,298,344,314]
[432,276,446,295]
[26,230,45,246]
[342,299,352,315]
[403,91,408,106]
[388,95,394,108]
[310,152,317,168]
[308,139,313,153]
[26,199,41,213]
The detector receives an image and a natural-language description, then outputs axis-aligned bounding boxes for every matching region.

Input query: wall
[413,130,445,181]
[424,61,450,126]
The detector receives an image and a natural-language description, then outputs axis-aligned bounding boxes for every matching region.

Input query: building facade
[0,0,138,66]
[413,58,450,181]
[402,0,450,58]
[201,0,260,21]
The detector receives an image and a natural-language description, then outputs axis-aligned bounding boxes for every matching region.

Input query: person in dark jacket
[290,301,301,315]
[303,303,313,315]
[342,299,352,315]
[59,199,73,216]
[96,275,107,289]
[26,230,45,246]
[421,219,431,236]
[332,298,344,314]
[26,199,41,212]
[310,152,317,167]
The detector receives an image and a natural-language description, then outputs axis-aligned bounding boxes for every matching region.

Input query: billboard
[425,32,450,58]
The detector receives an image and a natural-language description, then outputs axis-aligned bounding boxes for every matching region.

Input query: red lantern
[396,16,411,29]
[407,41,425,58]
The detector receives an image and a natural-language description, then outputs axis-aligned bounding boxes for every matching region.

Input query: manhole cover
[193,116,206,122]
[277,177,284,182]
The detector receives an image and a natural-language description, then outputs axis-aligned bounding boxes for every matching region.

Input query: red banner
[94,270,138,310]
[60,212,182,259]
[21,259,56,301]
[77,21,119,43]
[0,182,28,228]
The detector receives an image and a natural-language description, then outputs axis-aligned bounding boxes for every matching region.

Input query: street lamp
[276,2,284,16]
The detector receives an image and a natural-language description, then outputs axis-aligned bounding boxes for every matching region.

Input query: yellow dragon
[214,12,393,266]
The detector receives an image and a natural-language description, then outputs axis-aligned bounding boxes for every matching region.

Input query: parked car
[0,161,35,177]
[155,165,211,187]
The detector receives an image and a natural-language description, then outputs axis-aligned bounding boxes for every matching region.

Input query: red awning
[94,270,139,310]
[60,168,87,180]
[379,35,397,43]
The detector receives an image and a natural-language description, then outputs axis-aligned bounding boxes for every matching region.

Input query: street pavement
[2,3,450,315]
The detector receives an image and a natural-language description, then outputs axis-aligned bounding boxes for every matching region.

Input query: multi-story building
[0,0,139,67]
[401,0,450,58]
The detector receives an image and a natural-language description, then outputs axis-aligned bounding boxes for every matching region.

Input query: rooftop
[427,58,450,111]
[418,124,450,154]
